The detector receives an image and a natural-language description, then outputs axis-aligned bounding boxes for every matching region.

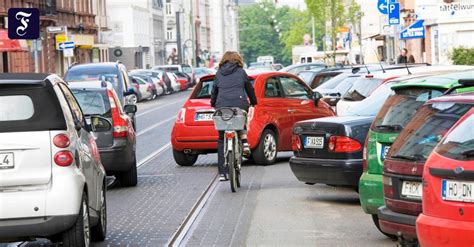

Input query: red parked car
[378,91,474,244]
[417,105,474,246]
[171,72,335,166]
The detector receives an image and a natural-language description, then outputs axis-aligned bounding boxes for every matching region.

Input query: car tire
[371,214,397,240]
[91,182,107,242]
[119,160,138,187]
[58,193,91,247]
[129,93,138,104]
[173,149,198,166]
[253,129,278,166]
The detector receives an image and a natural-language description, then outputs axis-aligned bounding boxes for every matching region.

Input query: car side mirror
[124,88,134,97]
[313,91,323,105]
[90,116,112,132]
[124,104,137,114]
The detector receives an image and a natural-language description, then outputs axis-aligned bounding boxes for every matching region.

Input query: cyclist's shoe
[243,142,251,156]
[219,174,228,181]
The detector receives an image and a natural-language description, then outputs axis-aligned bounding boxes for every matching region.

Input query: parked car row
[287,67,474,246]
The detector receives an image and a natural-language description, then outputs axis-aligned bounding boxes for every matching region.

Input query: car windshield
[342,78,383,101]
[344,82,395,117]
[298,71,315,86]
[371,88,444,133]
[389,103,472,162]
[317,73,355,90]
[435,113,474,161]
[65,66,120,88]
[72,89,111,117]
[193,78,255,99]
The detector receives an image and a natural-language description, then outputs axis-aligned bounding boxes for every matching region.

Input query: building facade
[0,0,97,74]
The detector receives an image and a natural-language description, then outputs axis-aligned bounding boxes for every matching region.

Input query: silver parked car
[0,73,107,245]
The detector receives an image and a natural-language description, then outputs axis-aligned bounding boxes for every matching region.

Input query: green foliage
[450,47,474,65]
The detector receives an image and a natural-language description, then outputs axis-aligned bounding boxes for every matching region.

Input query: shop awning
[0,29,28,52]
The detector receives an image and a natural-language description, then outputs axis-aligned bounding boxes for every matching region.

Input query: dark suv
[70,81,138,187]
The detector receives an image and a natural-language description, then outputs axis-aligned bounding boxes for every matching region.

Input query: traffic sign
[400,20,425,40]
[377,0,388,15]
[46,26,65,33]
[388,2,400,25]
[58,41,74,50]
[63,48,74,57]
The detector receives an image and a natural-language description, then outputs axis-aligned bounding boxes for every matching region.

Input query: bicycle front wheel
[227,150,237,193]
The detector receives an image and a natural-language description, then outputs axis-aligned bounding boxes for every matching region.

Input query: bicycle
[213,107,247,192]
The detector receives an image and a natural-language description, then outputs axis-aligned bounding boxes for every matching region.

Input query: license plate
[442,180,474,202]
[304,136,324,149]
[0,152,14,169]
[401,181,422,199]
[381,145,391,161]
[195,113,213,121]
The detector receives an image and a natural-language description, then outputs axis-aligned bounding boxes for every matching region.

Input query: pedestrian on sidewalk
[210,51,258,181]
[397,48,415,64]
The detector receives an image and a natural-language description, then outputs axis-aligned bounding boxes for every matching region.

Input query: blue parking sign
[388,2,400,25]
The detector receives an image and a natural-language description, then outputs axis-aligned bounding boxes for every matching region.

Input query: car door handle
[288,109,296,113]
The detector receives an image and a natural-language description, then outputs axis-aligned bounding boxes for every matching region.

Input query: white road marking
[137,142,171,168]
[137,116,176,137]
[136,99,184,117]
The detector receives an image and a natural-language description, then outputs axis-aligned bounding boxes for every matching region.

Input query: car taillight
[108,90,128,138]
[292,134,302,151]
[328,136,362,153]
[53,134,70,148]
[362,134,369,172]
[248,107,255,121]
[176,108,186,123]
[54,151,74,167]
[383,175,394,198]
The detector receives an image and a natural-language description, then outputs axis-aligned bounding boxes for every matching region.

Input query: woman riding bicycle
[210,51,257,181]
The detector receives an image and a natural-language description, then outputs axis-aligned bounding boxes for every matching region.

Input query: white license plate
[0,152,14,169]
[304,136,324,149]
[381,145,391,161]
[401,181,422,199]
[442,180,474,202]
[195,113,213,121]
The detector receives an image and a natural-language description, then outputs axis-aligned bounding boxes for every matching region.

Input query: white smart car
[0,73,107,246]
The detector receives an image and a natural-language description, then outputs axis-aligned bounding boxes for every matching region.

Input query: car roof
[392,69,474,90]
[426,92,474,104]
[69,62,119,69]
[0,73,64,86]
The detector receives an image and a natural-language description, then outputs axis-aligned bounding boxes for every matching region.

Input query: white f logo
[15,11,32,37]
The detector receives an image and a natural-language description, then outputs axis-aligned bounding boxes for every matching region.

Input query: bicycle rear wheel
[227,150,237,193]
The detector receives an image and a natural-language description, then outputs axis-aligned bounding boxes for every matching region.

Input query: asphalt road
[2,89,396,247]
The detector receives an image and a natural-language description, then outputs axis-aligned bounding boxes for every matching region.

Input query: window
[0,96,34,121]
[165,3,173,15]
[59,84,85,126]
[264,78,282,98]
[436,114,474,161]
[182,65,193,73]
[166,29,174,40]
[194,79,214,99]
[279,77,311,99]
[389,103,472,162]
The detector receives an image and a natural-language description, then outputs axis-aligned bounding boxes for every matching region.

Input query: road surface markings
[137,115,176,137]
[137,142,171,168]
[136,99,184,117]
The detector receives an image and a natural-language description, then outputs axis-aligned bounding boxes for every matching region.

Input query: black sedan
[290,116,373,189]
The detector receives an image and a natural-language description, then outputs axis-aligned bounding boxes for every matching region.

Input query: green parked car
[358,69,474,237]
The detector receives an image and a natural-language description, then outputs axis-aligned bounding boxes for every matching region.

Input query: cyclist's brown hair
[219,51,244,68]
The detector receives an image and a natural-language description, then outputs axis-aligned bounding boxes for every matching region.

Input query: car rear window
[371,88,444,133]
[298,71,315,86]
[0,84,66,132]
[389,103,472,162]
[72,89,111,117]
[435,113,474,161]
[343,78,383,101]
[346,82,395,117]
[193,78,255,99]
[182,66,193,73]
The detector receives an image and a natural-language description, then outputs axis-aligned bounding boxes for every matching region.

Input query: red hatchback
[379,92,474,244]
[171,71,335,166]
[417,106,474,247]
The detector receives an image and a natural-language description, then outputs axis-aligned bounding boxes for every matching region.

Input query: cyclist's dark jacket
[210,62,257,110]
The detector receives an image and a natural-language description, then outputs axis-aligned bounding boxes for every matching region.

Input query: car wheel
[91,182,107,241]
[119,158,138,187]
[173,149,198,166]
[59,193,91,247]
[129,94,138,104]
[253,129,277,166]
[371,214,397,240]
